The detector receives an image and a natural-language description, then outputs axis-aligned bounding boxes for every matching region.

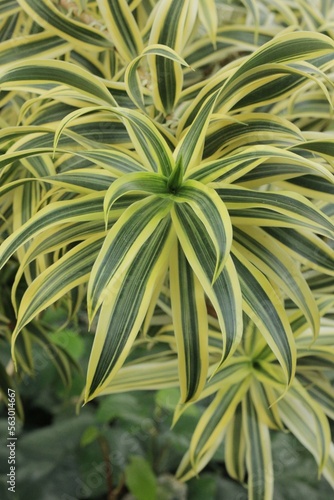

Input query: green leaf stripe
[97,0,143,61]
[17,0,113,50]
[224,404,245,482]
[88,196,172,319]
[278,380,331,471]
[175,91,219,172]
[264,228,334,275]
[75,149,146,175]
[0,33,70,68]
[232,249,296,385]
[170,242,208,403]
[172,202,242,361]
[176,180,232,281]
[220,31,334,104]
[233,227,319,335]
[125,44,189,111]
[109,107,174,175]
[85,217,173,399]
[104,172,169,219]
[0,194,106,270]
[0,0,20,17]
[0,60,115,105]
[190,378,251,467]
[12,236,103,349]
[102,358,179,394]
[203,116,304,158]
[243,391,273,500]
[218,186,334,239]
[148,0,191,113]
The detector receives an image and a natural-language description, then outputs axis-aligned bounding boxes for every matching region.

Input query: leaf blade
[169,242,208,403]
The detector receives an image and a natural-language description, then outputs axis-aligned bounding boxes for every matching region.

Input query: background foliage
[0,309,333,499]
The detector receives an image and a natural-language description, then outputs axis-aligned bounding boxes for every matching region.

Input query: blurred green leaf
[187,474,218,499]
[125,456,157,500]
[155,388,180,411]
[80,425,100,447]
[50,329,86,360]
[96,392,155,425]
[271,432,334,500]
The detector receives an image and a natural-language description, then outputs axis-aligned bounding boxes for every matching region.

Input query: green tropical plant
[0,0,334,498]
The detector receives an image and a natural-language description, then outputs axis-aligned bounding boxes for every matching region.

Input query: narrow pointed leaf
[250,378,284,430]
[198,0,217,45]
[264,228,334,276]
[88,196,172,320]
[0,194,108,270]
[172,202,242,362]
[101,357,179,395]
[175,180,232,281]
[224,404,246,482]
[278,379,331,472]
[299,375,334,420]
[0,59,116,105]
[174,90,219,172]
[232,247,296,386]
[96,0,143,62]
[74,149,146,175]
[169,241,208,403]
[17,0,113,51]
[0,32,70,70]
[218,185,334,240]
[11,236,103,355]
[148,0,195,113]
[233,227,319,336]
[243,392,273,500]
[188,377,251,468]
[125,44,189,111]
[103,172,168,220]
[85,218,174,400]
[107,107,174,175]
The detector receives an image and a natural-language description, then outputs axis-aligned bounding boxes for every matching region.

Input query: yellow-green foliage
[0,1,334,498]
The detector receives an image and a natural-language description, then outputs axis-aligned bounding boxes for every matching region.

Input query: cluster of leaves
[0,0,334,498]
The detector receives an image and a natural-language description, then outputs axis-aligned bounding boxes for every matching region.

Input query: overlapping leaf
[169,241,208,403]
[85,217,175,400]
[17,0,113,51]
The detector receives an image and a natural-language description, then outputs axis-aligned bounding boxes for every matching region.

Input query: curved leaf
[172,202,242,363]
[88,196,172,320]
[217,185,334,240]
[85,217,175,401]
[125,44,189,111]
[233,227,319,336]
[232,247,296,386]
[278,379,331,473]
[17,0,113,51]
[103,171,168,220]
[0,194,107,270]
[0,59,116,105]
[188,377,251,470]
[169,241,208,403]
[106,107,174,175]
[174,180,232,281]
[11,236,103,359]
[148,0,196,113]
[96,0,143,62]
[243,391,273,500]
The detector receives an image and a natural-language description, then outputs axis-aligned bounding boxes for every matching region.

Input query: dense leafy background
[0,310,333,500]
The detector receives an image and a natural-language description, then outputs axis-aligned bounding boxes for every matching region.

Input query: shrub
[0,1,334,498]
